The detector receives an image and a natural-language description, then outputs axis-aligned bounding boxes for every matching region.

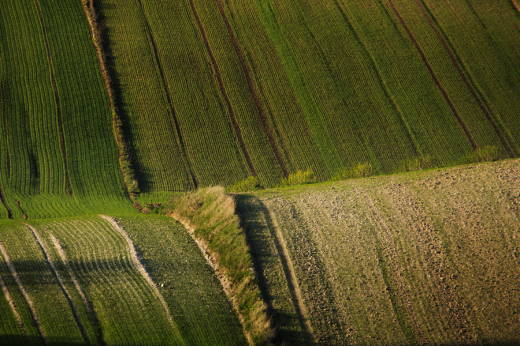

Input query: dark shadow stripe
[416,0,514,158]
[388,0,478,150]
[32,0,72,198]
[134,0,198,189]
[187,0,257,178]
[215,0,288,177]
[0,185,12,219]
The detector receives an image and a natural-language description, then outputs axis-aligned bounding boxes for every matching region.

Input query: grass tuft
[333,163,374,181]
[163,187,274,345]
[277,169,315,187]
[227,176,263,193]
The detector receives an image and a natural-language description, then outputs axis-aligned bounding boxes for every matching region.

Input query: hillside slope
[98,0,520,199]
[238,159,520,345]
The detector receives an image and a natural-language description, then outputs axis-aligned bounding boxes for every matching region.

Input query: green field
[1,0,520,344]
[0,215,246,345]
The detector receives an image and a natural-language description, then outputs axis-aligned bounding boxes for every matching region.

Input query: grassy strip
[163,187,273,345]
[81,0,140,203]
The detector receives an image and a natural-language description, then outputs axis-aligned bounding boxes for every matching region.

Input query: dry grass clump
[164,187,273,345]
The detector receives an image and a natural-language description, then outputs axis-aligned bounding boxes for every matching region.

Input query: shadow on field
[235,194,313,346]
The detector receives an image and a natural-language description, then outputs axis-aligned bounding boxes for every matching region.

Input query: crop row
[0,0,135,219]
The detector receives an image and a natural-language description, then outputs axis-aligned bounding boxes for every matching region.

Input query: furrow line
[32,0,72,197]
[334,0,422,158]
[415,0,514,158]
[50,234,106,346]
[388,0,477,150]
[215,0,288,177]
[362,189,428,345]
[24,224,90,346]
[260,205,315,344]
[99,215,176,330]
[135,0,197,189]
[0,273,26,337]
[511,0,520,13]
[187,0,257,178]
[0,185,12,219]
[1,85,10,177]
[0,239,47,345]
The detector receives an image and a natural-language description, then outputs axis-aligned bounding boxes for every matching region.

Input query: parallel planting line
[1,85,10,176]
[25,224,90,346]
[50,234,106,346]
[32,0,72,197]
[215,0,288,177]
[334,0,422,158]
[416,0,514,158]
[135,0,198,188]
[99,215,176,330]
[0,273,25,337]
[187,0,257,178]
[388,0,477,150]
[362,190,428,345]
[260,204,315,343]
[0,239,47,345]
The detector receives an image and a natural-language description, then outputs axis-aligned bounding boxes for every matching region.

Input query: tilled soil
[243,159,520,345]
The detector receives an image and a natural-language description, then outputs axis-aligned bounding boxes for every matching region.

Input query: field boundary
[188,0,257,178]
[511,0,520,13]
[415,0,514,158]
[388,0,477,150]
[25,224,90,345]
[32,0,72,198]
[0,239,47,345]
[216,0,288,177]
[260,203,316,344]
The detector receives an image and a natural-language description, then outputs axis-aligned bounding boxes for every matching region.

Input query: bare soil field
[238,159,520,345]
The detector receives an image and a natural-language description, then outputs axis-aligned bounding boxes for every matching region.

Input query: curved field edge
[161,187,274,345]
[236,158,520,345]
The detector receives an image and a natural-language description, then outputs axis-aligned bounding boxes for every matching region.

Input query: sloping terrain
[99,0,519,199]
[0,215,246,345]
[239,159,520,345]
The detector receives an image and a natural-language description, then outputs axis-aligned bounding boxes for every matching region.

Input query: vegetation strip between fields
[216,0,288,178]
[32,0,72,198]
[0,239,47,345]
[187,0,257,178]
[82,0,141,200]
[99,215,177,330]
[415,0,514,158]
[25,224,91,345]
[262,204,315,343]
[388,0,477,151]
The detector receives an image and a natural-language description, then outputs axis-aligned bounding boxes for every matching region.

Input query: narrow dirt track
[415,0,514,157]
[388,0,477,150]
[0,273,26,337]
[24,224,90,346]
[0,239,47,345]
[32,0,72,197]
[99,215,177,330]
[187,0,257,178]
